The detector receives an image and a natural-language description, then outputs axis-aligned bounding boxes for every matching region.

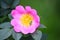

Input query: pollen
[20,14,33,27]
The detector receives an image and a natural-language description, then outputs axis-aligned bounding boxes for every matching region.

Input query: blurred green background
[0,0,60,40]
[20,0,60,40]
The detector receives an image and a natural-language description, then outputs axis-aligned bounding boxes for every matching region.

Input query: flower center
[20,14,33,27]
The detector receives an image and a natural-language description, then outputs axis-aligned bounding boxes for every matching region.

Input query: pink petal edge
[16,5,26,13]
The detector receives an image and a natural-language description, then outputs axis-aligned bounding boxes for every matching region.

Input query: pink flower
[11,5,40,34]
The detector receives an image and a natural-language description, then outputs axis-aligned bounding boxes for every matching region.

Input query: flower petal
[31,9,37,15]
[31,13,40,22]
[11,10,21,18]
[16,5,26,13]
[29,28,36,33]
[11,19,16,27]
[29,21,40,33]
[35,15,40,22]
[13,26,21,32]
[11,19,21,32]
[28,8,40,22]
[20,28,29,34]
[25,6,32,12]
[17,23,30,34]
[11,19,30,34]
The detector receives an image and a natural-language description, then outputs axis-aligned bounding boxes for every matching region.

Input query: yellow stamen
[20,14,33,27]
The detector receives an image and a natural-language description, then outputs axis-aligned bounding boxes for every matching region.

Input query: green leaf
[39,24,47,28]
[11,0,20,8]
[0,28,13,40]
[12,30,22,40]
[1,1,9,9]
[41,33,47,40]
[0,22,11,28]
[31,30,42,40]
[8,14,13,19]
[1,9,11,16]
[4,0,14,5]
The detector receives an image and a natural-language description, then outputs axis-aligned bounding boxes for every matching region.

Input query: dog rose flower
[11,5,40,34]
